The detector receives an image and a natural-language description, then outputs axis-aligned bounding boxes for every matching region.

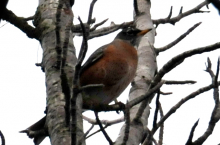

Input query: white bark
[115,0,157,144]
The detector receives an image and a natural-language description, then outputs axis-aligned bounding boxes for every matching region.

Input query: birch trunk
[115,0,157,144]
[35,0,81,145]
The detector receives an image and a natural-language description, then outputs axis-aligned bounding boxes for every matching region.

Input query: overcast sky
[0,0,220,145]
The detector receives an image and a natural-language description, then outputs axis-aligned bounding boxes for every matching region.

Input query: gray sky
[0,0,220,145]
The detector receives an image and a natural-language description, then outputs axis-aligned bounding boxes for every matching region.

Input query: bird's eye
[126,29,135,35]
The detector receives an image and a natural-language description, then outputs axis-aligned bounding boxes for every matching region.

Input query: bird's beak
[137,28,152,36]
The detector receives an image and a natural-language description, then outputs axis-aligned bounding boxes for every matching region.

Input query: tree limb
[94,112,113,145]
[156,22,202,53]
[0,131,5,145]
[154,42,220,85]
[153,1,210,26]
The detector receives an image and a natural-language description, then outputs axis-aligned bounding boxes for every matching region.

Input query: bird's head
[115,26,152,45]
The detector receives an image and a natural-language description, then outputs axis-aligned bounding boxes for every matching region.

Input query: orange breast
[80,39,138,105]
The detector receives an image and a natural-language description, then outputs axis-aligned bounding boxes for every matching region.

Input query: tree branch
[158,102,164,145]
[94,112,113,145]
[154,42,220,85]
[0,130,5,145]
[156,22,202,53]
[83,115,124,125]
[153,92,160,128]
[87,0,97,25]
[143,81,219,145]
[192,58,220,145]
[152,1,209,26]
[164,80,197,85]
[88,21,133,39]
[3,9,40,39]
[185,119,199,145]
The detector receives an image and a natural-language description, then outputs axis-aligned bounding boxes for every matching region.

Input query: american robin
[80,26,152,107]
[20,26,152,144]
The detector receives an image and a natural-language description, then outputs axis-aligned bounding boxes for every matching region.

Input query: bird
[0,0,8,23]
[80,26,152,108]
[20,26,152,145]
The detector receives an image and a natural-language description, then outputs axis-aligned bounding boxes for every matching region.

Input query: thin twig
[185,119,199,145]
[153,1,210,26]
[90,18,108,31]
[154,6,172,28]
[160,91,172,95]
[86,125,109,139]
[87,0,97,25]
[143,81,219,145]
[165,80,197,85]
[129,81,165,108]
[152,82,220,135]
[154,42,220,85]
[153,92,160,128]
[84,125,94,137]
[0,131,5,145]
[88,21,133,39]
[94,112,113,145]
[192,59,220,145]
[158,102,164,145]
[156,22,202,53]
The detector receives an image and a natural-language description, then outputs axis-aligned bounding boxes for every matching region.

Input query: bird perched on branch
[20,26,152,145]
[0,0,8,22]
[80,26,152,107]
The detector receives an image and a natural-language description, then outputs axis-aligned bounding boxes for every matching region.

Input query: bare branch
[88,21,133,39]
[158,102,164,145]
[143,81,219,145]
[90,18,109,31]
[130,81,165,108]
[84,125,94,137]
[94,112,113,145]
[154,42,220,85]
[0,131,5,145]
[87,0,97,25]
[72,18,96,32]
[153,1,210,26]
[192,59,220,145]
[153,92,160,128]
[83,115,124,125]
[185,119,199,145]
[4,9,39,39]
[152,82,219,135]
[165,80,197,85]
[160,91,172,95]
[86,125,109,139]
[205,57,215,78]
[179,6,183,15]
[156,22,202,53]
[154,6,172,28]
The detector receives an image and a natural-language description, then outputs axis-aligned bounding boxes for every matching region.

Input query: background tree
[0,0,220,145]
